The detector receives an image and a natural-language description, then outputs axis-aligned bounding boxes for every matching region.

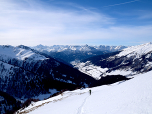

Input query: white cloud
[0,0,114,45]
[0,0,152,46]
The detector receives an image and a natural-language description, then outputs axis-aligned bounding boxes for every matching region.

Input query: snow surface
[17,71,152,114]
[72,61,108,80]
[104,70,135,77]
[117,42,152,57]
[0,45,47,61]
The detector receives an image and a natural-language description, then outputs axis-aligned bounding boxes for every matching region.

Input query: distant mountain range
[73,42,152,79]
[31,44,127,63]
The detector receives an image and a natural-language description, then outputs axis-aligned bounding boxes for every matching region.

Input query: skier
[89,89,91,95]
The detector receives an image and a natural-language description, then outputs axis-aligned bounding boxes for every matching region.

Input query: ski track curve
[77,95,89,114]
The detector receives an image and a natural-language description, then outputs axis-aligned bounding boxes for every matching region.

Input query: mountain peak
[117,42,152,57]
[84,44,89,47]
[37,44,44,47]
[17,45,31,50]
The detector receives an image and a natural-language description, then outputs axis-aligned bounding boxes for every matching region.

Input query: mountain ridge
[32,44,127,52]
[31,44,127,63]
[0,45,96,101]
[73,42,152,79]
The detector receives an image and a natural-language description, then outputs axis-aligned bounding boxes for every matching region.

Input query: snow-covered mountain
[32,44,126,52]
[72,42,152,79]
[31,44,127,63]
[0,45,96,101]
[17,70,152,114]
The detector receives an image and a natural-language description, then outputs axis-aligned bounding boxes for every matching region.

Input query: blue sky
[0,0,152,46]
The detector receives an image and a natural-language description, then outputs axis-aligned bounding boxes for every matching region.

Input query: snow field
[0,45,47,61]
[83,74,152,114]
[18,71,152,114]
[117,42,152,57]
[104,70,134,77]
[18,89,90,114]
[72,61,108,80]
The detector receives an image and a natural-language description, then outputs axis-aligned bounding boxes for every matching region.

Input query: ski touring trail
[77,95,89,114]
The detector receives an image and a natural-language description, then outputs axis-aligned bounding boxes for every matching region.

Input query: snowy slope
[74,42,152,79]
[0,45,47,61]
[117,42,152,57]
[71,61,108,80]
[17,71,152,114]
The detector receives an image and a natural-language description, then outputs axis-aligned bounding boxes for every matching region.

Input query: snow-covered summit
[117,42,152,57]
[31,44,127,63]
[0,45,47,61]
[32,44,127,52]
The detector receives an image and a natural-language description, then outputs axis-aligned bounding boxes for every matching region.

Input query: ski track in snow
[77,95,89,114]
